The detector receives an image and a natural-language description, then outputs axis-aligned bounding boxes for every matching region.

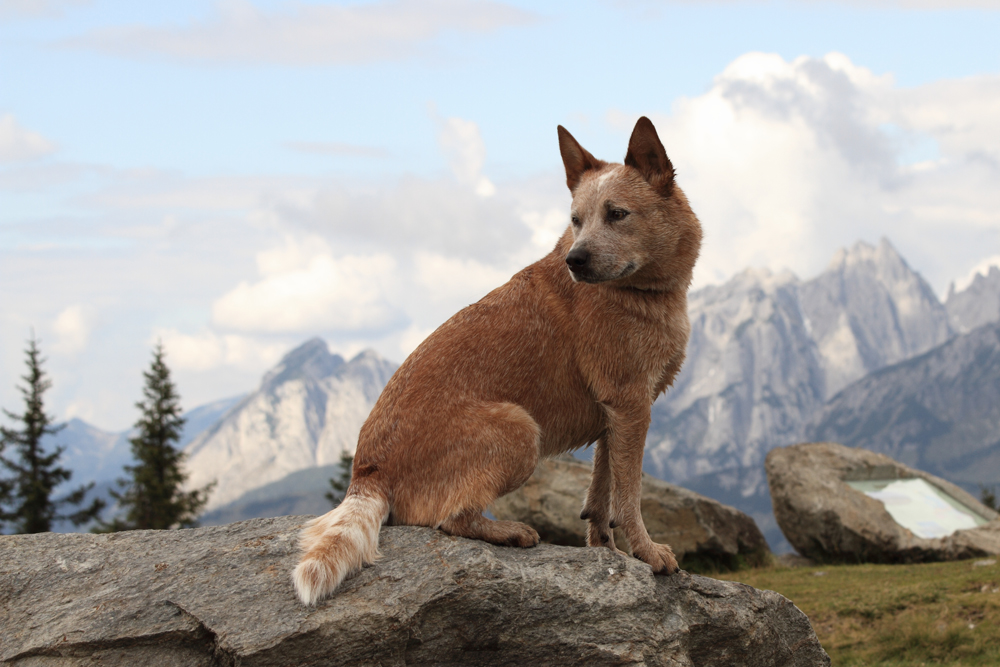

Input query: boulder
[767,442,1000,563]
[0,516,829,666]
[489,455,771,570]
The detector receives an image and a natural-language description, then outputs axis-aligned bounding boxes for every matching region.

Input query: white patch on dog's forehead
[597,166,621,188]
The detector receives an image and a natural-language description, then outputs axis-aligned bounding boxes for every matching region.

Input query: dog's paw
[492,520,540,548]
[586,522,615,549]
[633,542,679,575]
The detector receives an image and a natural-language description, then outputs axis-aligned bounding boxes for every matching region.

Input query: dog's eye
[607,208,629,222]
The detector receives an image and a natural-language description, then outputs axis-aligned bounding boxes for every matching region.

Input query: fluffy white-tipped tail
[293,492,389,605]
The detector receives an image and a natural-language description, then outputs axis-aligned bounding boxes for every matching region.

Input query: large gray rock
[767,442,1000,563]
[0,516,829,666]
[491,456,771,570]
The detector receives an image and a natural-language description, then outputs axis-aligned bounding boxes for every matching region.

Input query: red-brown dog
[294,116,702,605]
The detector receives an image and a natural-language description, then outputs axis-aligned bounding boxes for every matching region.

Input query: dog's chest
[575,293,687,402]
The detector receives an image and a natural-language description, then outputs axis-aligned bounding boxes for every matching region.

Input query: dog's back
[294,117,701,605]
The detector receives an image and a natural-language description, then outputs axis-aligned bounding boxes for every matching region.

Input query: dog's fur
[293,117,702,605]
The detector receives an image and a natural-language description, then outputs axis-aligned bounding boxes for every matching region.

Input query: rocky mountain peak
[183,340,398,510]
[946,264,1000,333]
[800,237,950,395]
[261,337,345,390]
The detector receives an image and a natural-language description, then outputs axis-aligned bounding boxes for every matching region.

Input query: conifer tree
[982,485,998,512]
[0,335,104,533]
[99,343,213,531]
[325,450,354,508]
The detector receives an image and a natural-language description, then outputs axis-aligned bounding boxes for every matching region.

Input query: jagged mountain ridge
[806,320,1000,491]
[946,266,1000,334]
[644,238,954,483]
[183,339,398,510]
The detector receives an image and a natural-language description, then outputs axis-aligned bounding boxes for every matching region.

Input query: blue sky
[2,0,999,430]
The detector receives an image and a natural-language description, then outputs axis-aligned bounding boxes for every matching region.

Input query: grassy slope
[715,559,1000,666]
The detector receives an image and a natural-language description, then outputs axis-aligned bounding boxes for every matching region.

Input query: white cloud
[52,304,91,356]
[436,114,496,197]
[520,207,568,254]
[609,52,1000,294]
[0,114,57,161]
[414,251,513,303]
[63,0,534,65]
[212,236,403,334]
[155,328,287,372]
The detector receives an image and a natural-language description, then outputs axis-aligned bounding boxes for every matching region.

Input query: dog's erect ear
[624,116,674,197]
[558,125,604,193]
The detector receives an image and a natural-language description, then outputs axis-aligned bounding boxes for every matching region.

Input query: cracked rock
[0,516,828,666]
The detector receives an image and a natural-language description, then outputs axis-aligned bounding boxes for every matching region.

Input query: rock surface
[491,456,771,569]
[767,442,1000,563]
[0,516,829,666]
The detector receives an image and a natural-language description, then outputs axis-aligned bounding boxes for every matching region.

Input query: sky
[2,0,999,432]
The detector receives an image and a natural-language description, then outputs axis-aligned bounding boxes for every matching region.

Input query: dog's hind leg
[393,401,541,546]
[441,509,539,547]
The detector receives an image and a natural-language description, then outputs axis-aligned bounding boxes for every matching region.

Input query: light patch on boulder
[767,442,1000,563]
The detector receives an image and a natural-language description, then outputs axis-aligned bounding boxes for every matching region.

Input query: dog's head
[557,117,701,292]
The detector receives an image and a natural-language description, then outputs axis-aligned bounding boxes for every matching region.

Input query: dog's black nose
[566,248,590,270]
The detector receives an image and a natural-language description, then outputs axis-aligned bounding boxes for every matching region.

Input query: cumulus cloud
[155,328,287,372]
[436,114,496,197]
[0,114,57,161]
[63,0,534,65]
[609,52,1000,294]
[212,235,404,334]
[51,304,91,356]
[414,251,513,303]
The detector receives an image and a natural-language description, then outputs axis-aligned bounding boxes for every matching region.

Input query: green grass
[713,557,1000,666]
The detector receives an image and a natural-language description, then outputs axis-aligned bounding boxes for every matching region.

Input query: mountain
[183,339,398,511]
[644,238,952,484]
[806,320,1000,493]
[199,463,343,526]
[946,265,1000,334]
[51,394,244,491]
[34,394,244,532]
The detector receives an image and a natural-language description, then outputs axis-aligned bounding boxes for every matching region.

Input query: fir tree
[325,450,354,508]
[982,485,998,512]
[99,343,213,531]
[0,335,104,533]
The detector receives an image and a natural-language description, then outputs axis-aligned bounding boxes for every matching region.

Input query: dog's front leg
[580,436,622,551]
[606,405,679,575]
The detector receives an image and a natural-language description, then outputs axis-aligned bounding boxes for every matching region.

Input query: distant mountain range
[183,341,397,510]
[644,238,952,483]
[32,239,1000,554]
[807,320,1000,493]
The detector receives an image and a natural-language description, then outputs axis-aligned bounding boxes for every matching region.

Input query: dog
[293,116,702,605]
